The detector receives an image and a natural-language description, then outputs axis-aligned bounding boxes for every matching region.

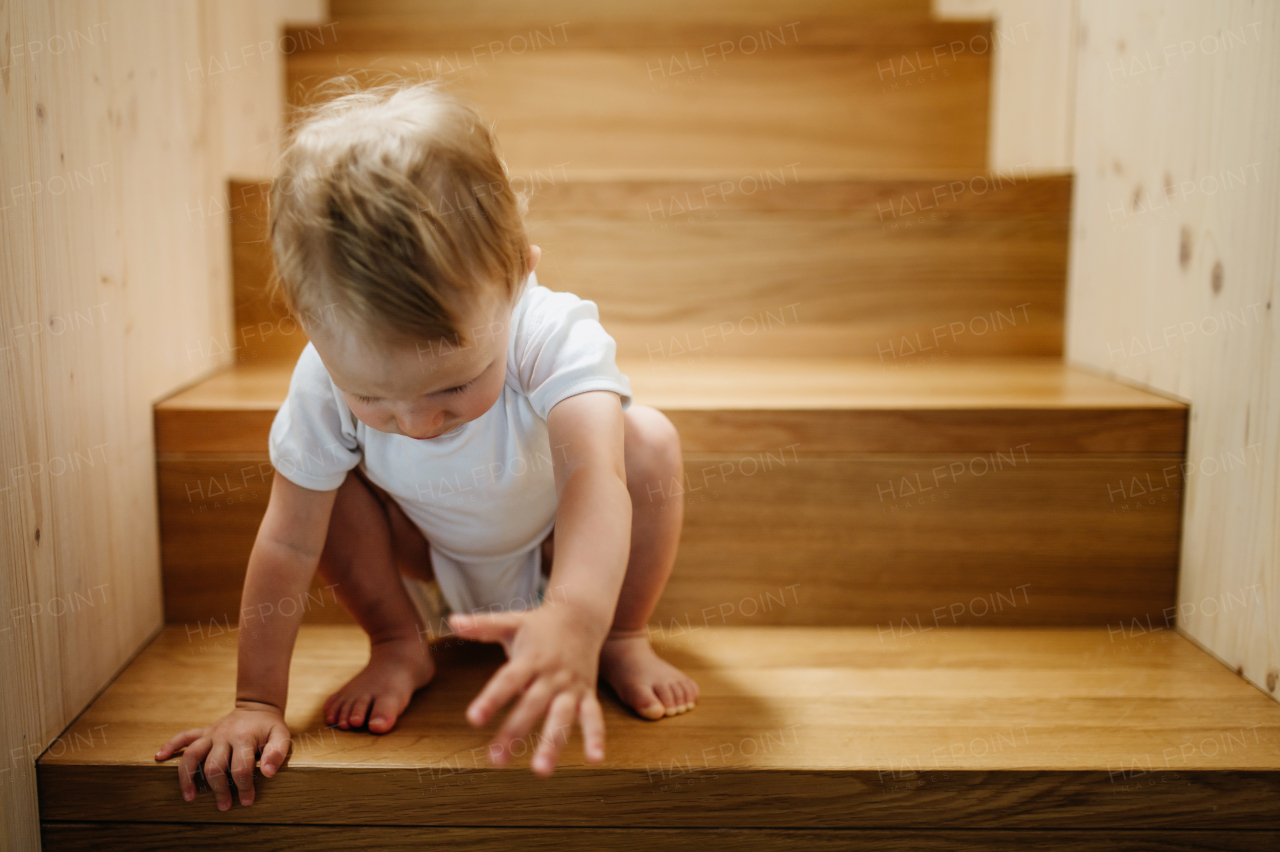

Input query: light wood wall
[935,0,1077,171]
[0,2,322,849]
[1064,1,1279,701]
[944,0,1279,701]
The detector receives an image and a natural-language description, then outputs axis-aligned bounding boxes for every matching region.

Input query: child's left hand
[447,605,607,776]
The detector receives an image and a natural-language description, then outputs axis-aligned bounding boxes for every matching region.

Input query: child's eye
[356,395,378,404]
[445,380,474,395]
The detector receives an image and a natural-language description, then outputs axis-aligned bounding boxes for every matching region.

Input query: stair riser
[36,765,1280,829]
[326,1,936,26]
[286,26,990,171]
[231,175,1071,363]
[39,824,1280,851]
[155,402,1188,455]
[158,454,1181,627]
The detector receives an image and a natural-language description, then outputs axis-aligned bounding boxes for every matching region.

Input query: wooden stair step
[38,625,1280,842]
[285,19,991,171]
[326,0,935,24]
[156,358,1185,454]
[231,171,1072,364]
[154,358,1185,628]
[295,17,987,52]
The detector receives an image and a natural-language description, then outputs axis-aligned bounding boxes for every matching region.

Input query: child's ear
[528,244,541,273]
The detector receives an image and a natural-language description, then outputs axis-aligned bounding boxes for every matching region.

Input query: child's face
[310,289,514,441]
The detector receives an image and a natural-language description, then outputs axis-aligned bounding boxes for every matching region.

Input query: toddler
[154,83,698,810]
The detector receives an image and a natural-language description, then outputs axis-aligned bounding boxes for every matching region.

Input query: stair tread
[46,624,1280,772]
[155,358,1185,453]
[37,625,1280,826]
[159,358,1182,415]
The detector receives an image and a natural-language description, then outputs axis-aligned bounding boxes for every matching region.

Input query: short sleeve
[268,342,363,491]
[509,275,633,420]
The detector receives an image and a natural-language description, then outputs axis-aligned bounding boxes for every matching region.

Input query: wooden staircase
[38,3,1280,848]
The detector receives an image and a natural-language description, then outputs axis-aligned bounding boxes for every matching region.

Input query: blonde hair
[270,80,530,347]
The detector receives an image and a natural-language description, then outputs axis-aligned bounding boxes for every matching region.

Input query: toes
[349,696,373,729]
[653,683,679,716]
[674,678,698,712]
[670,682,689,714]
[338,697,357,730]
[624,682,666,720]
[367,694,407,734]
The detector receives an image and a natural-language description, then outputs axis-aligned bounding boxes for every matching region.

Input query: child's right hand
[154,701,292,810]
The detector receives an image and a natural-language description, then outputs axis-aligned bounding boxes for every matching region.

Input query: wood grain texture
[36,626,1280,828]
[230,173,1073,361]
[155,451,1184,627]
[328,0,935,23]
[155,455,353,628]
[529,174,1070,358]
[293,19,995,52]
[38,824,1280,852]
[934,0,1078,171]
[227,181,306,365]
[154,358,1187,453]
[0,2,322,849]
[285,31,991,171]
[668,453,1183,626]
[1064,3,1280,702]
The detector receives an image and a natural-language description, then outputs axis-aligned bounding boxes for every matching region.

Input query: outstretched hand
[447,605,607,776]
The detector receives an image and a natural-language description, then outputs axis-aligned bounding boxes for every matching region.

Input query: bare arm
[235,474,339,711]
[447,390,631,774]
[543,390,632,636]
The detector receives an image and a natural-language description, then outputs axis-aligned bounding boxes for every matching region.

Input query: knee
[624,406,683,490]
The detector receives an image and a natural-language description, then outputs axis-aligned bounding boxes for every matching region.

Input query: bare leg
[594,405,700,719]
[317,470,437,733]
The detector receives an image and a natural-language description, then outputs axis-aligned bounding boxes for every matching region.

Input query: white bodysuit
[268,273,633,617]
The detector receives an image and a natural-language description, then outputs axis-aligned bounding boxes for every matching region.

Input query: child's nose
[399,406,445,438]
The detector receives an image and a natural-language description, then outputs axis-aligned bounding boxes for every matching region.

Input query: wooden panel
[154,359,1187,453]
[666,408,1186,454]
[328,0,936,21]
[157,452,1183,626]
[37,626,1280,828]
[39,824,1280,852]
[294,19,992,52]
[228,181,308,365]
[1064,3,1280,702]
[231,173,1071,361]
[934,0,1078,171]
[157,456,352,626]
[668,454,1182,626]
[529,175,1071,358]
[285,28,991,171]
[0,2,321,848]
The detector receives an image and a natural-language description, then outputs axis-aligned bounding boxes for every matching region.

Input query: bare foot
[598,633,699,720]
[323,636,436,733]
